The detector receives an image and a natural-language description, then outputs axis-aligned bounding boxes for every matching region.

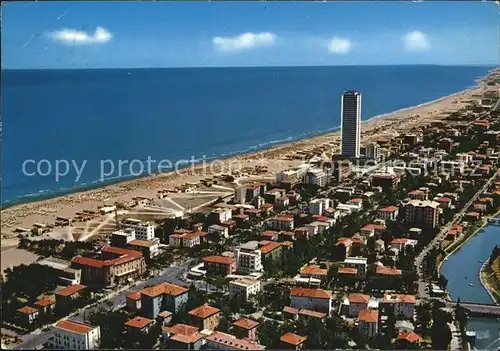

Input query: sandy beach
[0,78,491,241]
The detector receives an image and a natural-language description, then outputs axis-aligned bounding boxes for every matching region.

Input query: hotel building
[341,90,362,158]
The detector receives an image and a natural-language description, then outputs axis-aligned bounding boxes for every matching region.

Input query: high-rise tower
[340,90,362,158]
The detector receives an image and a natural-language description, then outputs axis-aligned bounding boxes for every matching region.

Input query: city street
[13,260,192,350]
[416,168,500,300]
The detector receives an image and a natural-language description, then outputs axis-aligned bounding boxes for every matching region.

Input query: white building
[390,238,418,252]
[49,320,101,350]
[208,224,229,239]
[365,142,380,162]
[234,186,247,204]
[341,90,362,158]
[121,218,155,241]
[343,257,367,278]
[276,169,300,184]
[304,168,328,187]
[211,208,232,223]
[308,198,330,216]
[267,216,294,231]
[383,294,416,319]
[234,242,263,274]
[169,232,202,248]
[290,287,333,314]
[229,279,261,301]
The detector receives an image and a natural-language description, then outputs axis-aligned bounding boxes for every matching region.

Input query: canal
[440,220,500,349]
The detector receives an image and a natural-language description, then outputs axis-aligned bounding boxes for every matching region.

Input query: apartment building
[234,242,263,274]
[358,310,379,338]
[290,288,333,314]
[71,247,145,288]
[188,304,220,331]
[121,218,155,241]
[402,200,440,228]
[343,257,367,278]
[49,320,101,350]
[229,279,261,301]
[202,256,236,276]
[140,282,189,319]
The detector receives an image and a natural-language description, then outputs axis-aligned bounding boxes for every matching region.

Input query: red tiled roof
[300,264,327,276]
[391,238,411,245]
[338,267,357,275]
[141,282,188,298]
[283,306,299,315]
[336,237,353,247]
[439,197,451,203]
[126,291,142,300]
[170,332,203,344]
[102,245,143,258]
[55,320,94,334]
[275,216,294,222]
[261,204,274,209]
[34,298,55,307]
[384,294,416,304]
[125,316,153,329]
[259,242,282,254]
[348,293,370,304]
[71,256,105,268]
[379,206,398,213]
[298,309,326,319]
[159,311,173,318]
[376,266,402,276]
[398,332,423,343]
[55,284,86,297]
[162,323,199,336]
[18,306,38,314]
[280,332,307,346]
[128,239,156,248]
[290,287,332,299]
[232,317,259,330]
[206,331,265,350]
[188,304,220,319]
[261,230,278,238]
[361,224,386,231]
[358,309,378,323]
[203,255,235,265]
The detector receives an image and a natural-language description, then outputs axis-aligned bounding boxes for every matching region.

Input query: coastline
[1,85,473,210]
[0,73,492,238]
[479,259,500,305]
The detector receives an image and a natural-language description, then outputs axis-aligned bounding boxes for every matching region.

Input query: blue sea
[1,65,494,208]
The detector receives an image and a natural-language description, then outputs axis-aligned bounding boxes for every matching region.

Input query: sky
[1,1,499,69]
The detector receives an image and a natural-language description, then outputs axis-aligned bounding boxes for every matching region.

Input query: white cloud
[327,37,352,54]
[403,31,430,52]
[212,32,276,53]
[49,27,113,45]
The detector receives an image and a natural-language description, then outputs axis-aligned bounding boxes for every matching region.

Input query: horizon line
[2,63,498,71]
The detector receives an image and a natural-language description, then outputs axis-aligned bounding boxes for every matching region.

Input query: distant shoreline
[2,64,496,72]
[1,68,495,236]
[1,85,472,209]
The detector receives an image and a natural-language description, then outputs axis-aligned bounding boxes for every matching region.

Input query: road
[416,168,500,299]
[13,261,192,350]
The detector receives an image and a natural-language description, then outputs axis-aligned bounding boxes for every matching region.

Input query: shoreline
[479,259,500,305]
[0,71,494,237]
[1,85,478,210]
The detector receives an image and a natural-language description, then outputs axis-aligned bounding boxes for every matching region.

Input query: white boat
[469,283,474,287]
